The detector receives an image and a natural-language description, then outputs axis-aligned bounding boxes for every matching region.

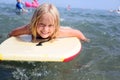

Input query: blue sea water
[0,2,120,80]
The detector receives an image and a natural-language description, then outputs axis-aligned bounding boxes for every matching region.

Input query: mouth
[41,32,49,35]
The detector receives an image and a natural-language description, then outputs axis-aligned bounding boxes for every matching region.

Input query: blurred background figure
[16,0,27,13]
[25,0,39,8]
[67,4,71,11]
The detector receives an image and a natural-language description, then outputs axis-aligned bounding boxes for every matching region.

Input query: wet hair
[29,3,60,42]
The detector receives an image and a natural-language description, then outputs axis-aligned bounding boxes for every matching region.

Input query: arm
[58,27,90,42]
[71,29,90,42]
[9,25,31,37]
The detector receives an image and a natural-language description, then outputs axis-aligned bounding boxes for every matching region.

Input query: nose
[43,26,49,31]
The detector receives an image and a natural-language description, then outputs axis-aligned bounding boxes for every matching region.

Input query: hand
[82,38,90,42]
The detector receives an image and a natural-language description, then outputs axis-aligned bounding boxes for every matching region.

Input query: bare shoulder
[59,27,71,33]
[57,26,76,37]
[58,26,90,42]
[60,26,79,32]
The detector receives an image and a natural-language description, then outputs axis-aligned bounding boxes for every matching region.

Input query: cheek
[36,27,42,33]
[50,27,56,33]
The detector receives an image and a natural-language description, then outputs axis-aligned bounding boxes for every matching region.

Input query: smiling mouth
[41,32,49,35]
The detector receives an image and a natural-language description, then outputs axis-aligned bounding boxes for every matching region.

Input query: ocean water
[0,3,120,80]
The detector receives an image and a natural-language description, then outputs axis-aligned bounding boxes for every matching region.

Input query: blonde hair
[29,3,60,41]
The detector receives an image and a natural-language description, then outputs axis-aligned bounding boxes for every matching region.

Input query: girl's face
[37,13,55,38]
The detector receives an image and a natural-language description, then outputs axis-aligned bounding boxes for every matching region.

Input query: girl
[9,3,89,43]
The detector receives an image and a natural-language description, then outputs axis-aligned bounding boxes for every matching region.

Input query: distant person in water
[9,3,89,43]
[16,0,27,13]
[67,5,71,11]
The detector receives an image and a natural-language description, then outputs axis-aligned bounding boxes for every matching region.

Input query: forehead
[39,13,54,24]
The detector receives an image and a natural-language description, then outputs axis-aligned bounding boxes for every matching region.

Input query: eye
[38,23,45,27]
[48,24,54,28]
